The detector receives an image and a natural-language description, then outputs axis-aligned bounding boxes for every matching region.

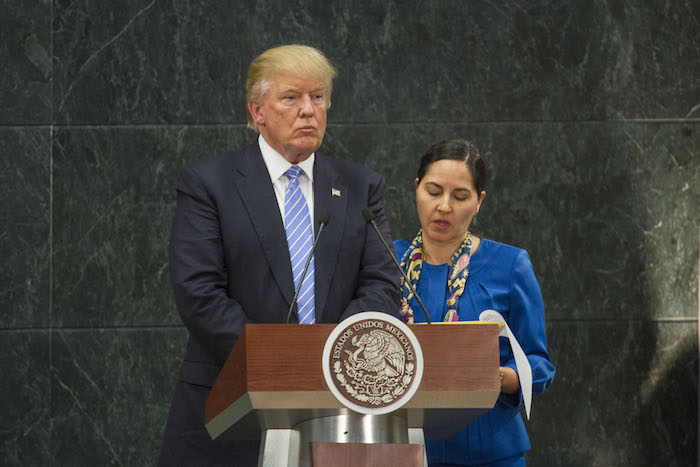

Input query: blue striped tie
[284,166,315,324]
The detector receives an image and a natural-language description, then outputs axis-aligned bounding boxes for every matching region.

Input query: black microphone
[361,208,432,324]
[286,211,331,324]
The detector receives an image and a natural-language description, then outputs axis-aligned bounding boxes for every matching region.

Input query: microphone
[286,211,331,324]
[361,208,432,324]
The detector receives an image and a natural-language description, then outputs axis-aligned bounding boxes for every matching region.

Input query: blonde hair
[246,44,337,131]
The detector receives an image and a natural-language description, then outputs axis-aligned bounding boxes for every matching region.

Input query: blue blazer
[394,238,555,466]
[159,143,400,465]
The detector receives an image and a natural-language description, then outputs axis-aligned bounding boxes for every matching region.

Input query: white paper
[479,309,532,419]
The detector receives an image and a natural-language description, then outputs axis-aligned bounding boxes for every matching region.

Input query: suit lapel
[232,145,295,311]
[313,154,346,322]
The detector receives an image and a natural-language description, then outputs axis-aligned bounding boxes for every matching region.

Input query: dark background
[1,1,699,465]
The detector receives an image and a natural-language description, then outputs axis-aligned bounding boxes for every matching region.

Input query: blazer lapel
[313,154,346,322]
[232,145,295,311]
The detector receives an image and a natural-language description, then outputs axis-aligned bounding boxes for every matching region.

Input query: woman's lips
[432,219,451,231]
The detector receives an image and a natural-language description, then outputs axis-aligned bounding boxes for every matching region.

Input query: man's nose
[298,95,314,117]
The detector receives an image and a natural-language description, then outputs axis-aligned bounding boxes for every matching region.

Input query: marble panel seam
[546,318,699,323]
[5,121,696,131]
[50,123,250,130]
[0,124,54,129]
[326,119,700,127]
[0,325,185,332]
[3,320,694,331]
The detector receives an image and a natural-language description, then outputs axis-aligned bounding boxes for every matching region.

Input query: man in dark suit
[157,44,400,466]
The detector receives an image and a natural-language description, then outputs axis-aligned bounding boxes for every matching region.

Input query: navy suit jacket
[168,142,400,387]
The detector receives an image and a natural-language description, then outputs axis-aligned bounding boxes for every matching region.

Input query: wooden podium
[205,322,501,466]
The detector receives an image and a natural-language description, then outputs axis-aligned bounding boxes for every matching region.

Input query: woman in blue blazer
[394,139,555,466]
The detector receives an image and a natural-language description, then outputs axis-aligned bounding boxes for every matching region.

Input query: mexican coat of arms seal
[322,312,424,415]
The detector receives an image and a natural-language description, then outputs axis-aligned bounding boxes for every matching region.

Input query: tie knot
[285,166,304,180]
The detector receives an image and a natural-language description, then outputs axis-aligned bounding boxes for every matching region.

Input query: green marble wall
[1,1,698,465]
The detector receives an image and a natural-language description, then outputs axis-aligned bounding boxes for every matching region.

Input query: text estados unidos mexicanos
[332,320,414,361]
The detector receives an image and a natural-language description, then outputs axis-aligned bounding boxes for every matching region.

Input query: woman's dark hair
[416,139,488,194]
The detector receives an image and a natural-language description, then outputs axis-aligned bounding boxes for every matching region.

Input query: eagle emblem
[347,329,405,378]
[323,313,423,414]
[333,327,415,406]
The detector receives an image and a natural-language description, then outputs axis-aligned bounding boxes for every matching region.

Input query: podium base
[258,414,427,467]
[311,442,424,467]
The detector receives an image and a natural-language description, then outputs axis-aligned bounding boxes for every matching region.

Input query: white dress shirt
[258,135,315,231]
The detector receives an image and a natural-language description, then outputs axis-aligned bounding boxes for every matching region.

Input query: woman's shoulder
[471,238,532,274]
[393,239,412,259]
[480,238,528,256]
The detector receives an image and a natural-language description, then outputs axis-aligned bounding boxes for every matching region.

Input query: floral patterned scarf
[399,229,472,324]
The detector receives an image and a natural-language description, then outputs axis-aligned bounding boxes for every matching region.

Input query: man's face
[249,72,328,164]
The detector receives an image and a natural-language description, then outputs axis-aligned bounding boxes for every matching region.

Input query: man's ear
[248,100,264,126]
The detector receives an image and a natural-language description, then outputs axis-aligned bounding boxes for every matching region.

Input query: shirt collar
[258,134,315,183]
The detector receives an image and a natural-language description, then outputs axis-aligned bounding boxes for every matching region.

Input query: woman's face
[415,159,485,246]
